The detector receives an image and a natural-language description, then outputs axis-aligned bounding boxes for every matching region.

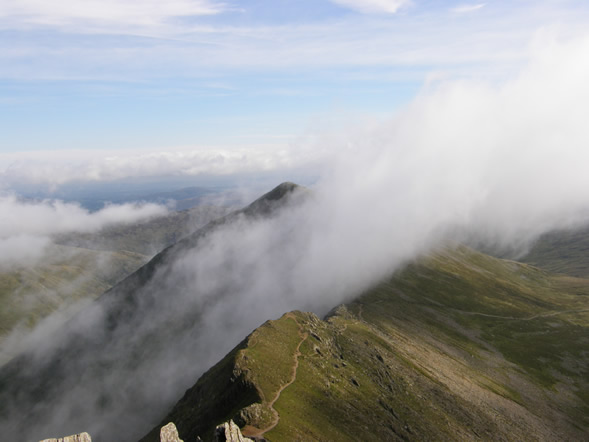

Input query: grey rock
[160,422,183,442]
[234,403,273,429]
[215,420,254,442]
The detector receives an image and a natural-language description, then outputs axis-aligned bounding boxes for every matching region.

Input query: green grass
[0,245,148,351]
[365,247,589,388]
[238,314,303,402]
[143,245,589,441]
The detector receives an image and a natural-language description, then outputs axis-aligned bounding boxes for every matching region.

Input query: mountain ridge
[2,182,588,441]
[0,182,307,442]
[141,245,589,441]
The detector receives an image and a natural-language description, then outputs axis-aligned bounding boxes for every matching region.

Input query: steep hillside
[144,246,589,441]
[55,205,230,256]
[0,205,229,365]
[0,245,147,364]
[520,225,589,278]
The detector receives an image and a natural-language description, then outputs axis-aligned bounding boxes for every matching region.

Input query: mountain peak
[244,182,306,217]
[258,182,301,201]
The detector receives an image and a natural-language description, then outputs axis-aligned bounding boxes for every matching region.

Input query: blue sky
[1,0,589,188]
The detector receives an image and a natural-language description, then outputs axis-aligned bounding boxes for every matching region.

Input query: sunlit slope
[145,246,589,441]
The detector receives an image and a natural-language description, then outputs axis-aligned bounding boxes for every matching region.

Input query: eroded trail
[245,316,308,439]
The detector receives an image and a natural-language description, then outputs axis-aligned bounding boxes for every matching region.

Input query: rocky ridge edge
[40,420,252,442]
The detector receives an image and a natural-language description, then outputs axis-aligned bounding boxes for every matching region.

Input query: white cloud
[0,194,167,269]
[452,3,486,14]
[0,0,225,29]
[0,144,326,189]
[1,1,587,85]
[0,234,51,269]
[0,194,167,237]
[329,0,410,14]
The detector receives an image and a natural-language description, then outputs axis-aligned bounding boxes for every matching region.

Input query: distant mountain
[128,187,235,211]
[16,180,224,212]
[142,246,589,441]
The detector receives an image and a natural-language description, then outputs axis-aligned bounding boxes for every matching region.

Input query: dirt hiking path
[243,315,308,439]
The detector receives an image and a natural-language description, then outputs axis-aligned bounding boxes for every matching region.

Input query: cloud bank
[0,145,323,190]
[3,32,589,441]
[0,195,167,268]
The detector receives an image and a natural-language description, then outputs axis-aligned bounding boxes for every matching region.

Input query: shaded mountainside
[143,246,589,441]
[0,205,229,366]
[55,205,230,256]
[0,182,307,442]
[0,245,147,364]
[520,225,589,279]
[0,245,146,335]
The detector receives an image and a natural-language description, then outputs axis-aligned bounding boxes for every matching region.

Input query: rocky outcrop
[215,420,254,442]
[39,433,92,442]
[160,422,183,442]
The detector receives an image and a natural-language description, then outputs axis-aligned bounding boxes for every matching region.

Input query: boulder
[160,422,183,442]
[215,420,254,442]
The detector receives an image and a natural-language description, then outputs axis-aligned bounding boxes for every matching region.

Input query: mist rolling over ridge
[2,33,589,441]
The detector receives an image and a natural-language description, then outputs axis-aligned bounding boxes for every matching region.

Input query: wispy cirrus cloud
[452,3,486,14]
[2,1,589,158]
[3,2,585,82]
[0,0,226,30]
[328,0,410,14]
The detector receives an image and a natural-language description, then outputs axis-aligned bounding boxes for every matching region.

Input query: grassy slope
[0,206,230,362]
[0,245,147,340]
[0,184,306,441]
[356,247,589,435]
[144,246,589,441]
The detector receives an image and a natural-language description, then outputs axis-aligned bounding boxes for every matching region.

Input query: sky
[2,0,589,191]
